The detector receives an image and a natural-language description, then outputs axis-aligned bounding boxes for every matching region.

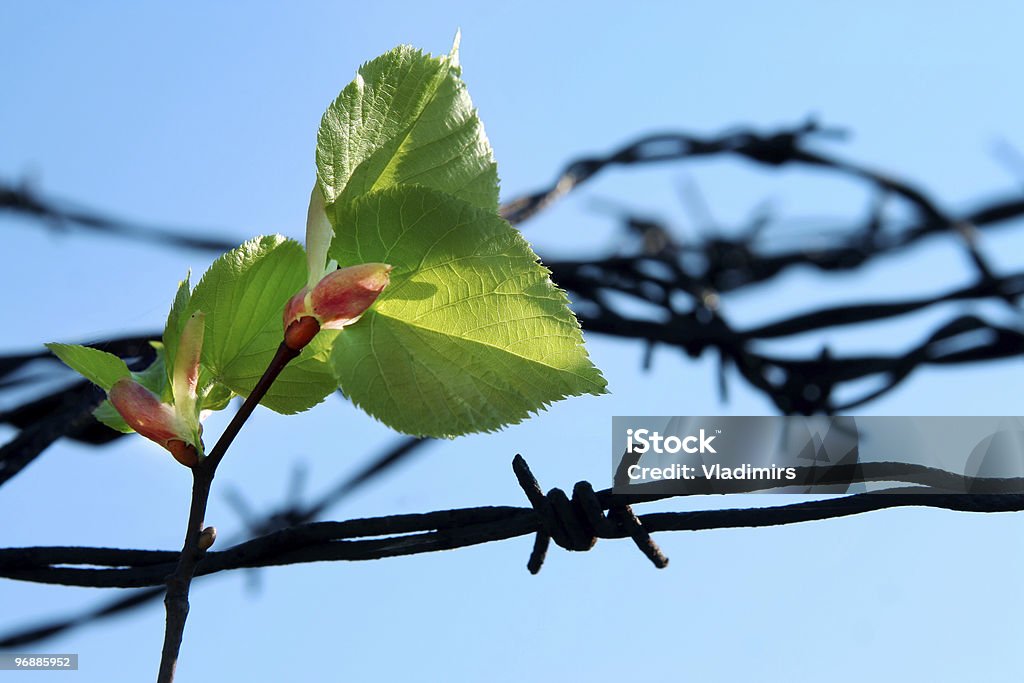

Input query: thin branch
[156,341,299,683]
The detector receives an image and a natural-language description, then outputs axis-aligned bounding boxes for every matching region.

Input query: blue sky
[2,2,1024,681]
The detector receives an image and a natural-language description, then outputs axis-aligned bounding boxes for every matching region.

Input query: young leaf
[46,343,131,391]
[162,272,192,388]
[200,376,234,413]
[160,275,236,418]
[317,36,499,211]
[187,235,338,414]
[304,183,336,287]
[328,185,607,437]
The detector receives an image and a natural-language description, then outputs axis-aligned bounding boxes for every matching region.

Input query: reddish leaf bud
[283,263,392,349]
[108,377,198,466]
[311,263,392,328]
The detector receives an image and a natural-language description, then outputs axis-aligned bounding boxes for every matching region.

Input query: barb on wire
[512,455,667,572]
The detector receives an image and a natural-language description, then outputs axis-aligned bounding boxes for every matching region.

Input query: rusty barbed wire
[3,455,1024,593]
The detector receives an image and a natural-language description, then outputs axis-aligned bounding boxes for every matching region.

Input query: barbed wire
[0,180,242,252]
[3,455,1024,592]
[507,120,1024,413]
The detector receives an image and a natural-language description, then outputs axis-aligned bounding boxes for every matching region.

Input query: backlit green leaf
[46,343,130,391]
[328,186,607,437]
[317,36,499,211]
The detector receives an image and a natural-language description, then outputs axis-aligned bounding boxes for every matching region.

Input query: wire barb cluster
[512,454,667,573]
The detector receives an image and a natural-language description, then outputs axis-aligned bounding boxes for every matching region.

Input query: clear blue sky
[2,2,1024,681]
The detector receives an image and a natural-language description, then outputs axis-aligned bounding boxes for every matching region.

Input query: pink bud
[108,377,198,467]
[311,263,392,327]
[283,263,392,349]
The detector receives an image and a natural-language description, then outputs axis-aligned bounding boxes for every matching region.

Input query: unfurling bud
[198,526,217,551]
[283,263,392,350]
[172,312,205,425]
[108,377,200,467]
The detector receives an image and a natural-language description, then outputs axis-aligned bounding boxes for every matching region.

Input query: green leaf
[159,273,238,417]
[317,36,499,212]
[46,343,131,391]
[328,186,607,437]
[187,235,337,414]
